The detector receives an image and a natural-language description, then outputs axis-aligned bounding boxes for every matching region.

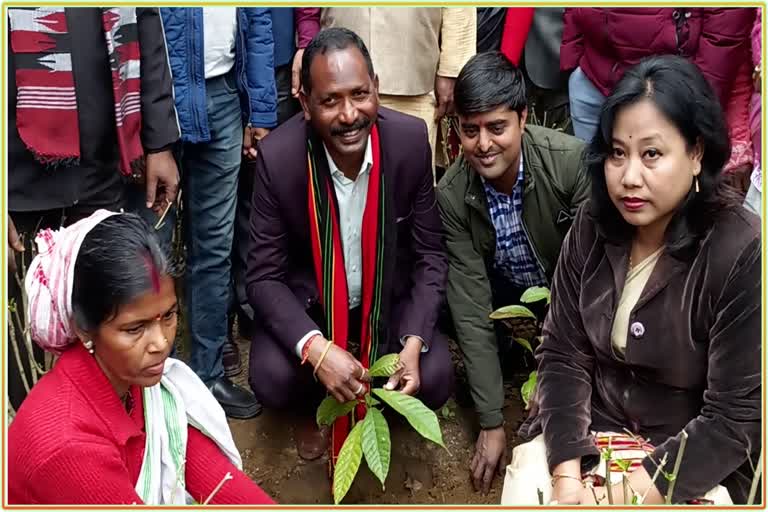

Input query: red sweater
[8,344,274,505]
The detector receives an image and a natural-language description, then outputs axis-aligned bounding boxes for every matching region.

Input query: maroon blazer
[246,107,447,354]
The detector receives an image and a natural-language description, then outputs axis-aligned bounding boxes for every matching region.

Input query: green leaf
[333,421,364,504]
[317,396,357,427]
[614,459,632,472]
[520,286,551,305]
[521,371,537,409]
[365,394,381,407]
[361,408,391,488]
[372,388,444,448]
[489,305,537,320]
[514,337,534,354]
[368,354,400,377]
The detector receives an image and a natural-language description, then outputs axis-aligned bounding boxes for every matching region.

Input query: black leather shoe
[207,377,263,419]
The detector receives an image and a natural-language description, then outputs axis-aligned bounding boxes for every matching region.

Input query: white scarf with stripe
[135,358,242,504]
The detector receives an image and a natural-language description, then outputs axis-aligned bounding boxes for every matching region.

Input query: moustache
[330,117,371,137]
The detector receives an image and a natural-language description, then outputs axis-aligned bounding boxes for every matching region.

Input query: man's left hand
[243,126,270,160]
[145,149,179,214]
[385,336,422,396]
[434,75,456,120]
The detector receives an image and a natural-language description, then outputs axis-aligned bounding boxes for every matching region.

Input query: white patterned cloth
[25,209,120,354]
[136,357,242,505]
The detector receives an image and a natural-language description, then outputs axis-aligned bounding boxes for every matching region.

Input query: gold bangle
[313,340,334,380]
[551,474,585,488]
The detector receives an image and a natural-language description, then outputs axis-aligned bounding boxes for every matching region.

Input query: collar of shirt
[323,134,374,184]
[482,154,524,200]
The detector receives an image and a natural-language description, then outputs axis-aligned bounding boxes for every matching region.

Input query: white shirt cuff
[296,330,322,358]
[400,335,429,353]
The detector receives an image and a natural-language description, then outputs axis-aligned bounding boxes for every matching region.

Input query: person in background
[246,28,453,462]
[321,7,476,168]
[9,211,275,504]
[504,55,760,505]
[437,52,589,495]
[7,7,180,411]
[160,7,276,419]
[745,9,762,216]
[561,8,755,142]
[230,8,320,345]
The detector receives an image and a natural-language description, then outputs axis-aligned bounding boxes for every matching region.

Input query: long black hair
[72,213,171,331]
[587,55,740,258]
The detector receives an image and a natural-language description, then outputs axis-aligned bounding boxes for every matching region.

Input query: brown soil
[226,334,530,505]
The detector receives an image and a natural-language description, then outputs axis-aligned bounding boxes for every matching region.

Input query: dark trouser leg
[275,63,301,125]
[183,73,242,384]
[248,323,325,410]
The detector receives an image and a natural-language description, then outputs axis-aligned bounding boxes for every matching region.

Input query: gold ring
[355,383,365,395]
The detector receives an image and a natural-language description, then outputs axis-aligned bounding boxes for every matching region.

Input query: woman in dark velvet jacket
[503,55,761,505]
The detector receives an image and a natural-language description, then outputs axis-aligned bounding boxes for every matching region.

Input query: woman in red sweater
[9,210,275,505]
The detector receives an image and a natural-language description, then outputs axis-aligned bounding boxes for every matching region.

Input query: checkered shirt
[482,158,548,289]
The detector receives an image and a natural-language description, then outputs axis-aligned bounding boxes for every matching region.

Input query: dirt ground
[225,334,530,505]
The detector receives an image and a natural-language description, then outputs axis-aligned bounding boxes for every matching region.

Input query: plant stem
[747,449,763,505]
[639,452,668,505]
[202,471,233,505]
[590,485,601,505]
[13,306,45,379]
[605,462,614,504]
[622,474,632,505]
[604,440,614,505]
[8,316,30,394]
[15,255,41,383]
[664,430,689,504]
[8,401,17,423]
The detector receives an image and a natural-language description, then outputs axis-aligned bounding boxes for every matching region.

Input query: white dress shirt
[295,136,373,356]
[203,8,237,79]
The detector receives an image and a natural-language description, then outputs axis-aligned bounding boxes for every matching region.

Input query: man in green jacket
[436,52,589,494]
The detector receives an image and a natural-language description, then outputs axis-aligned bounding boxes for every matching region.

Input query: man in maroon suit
[246,27,454,460]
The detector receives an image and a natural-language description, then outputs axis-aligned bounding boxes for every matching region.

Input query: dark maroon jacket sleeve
[693,8,755,107]
[246,148,321,351]
[560,8,584,72]
[295,8,320,48]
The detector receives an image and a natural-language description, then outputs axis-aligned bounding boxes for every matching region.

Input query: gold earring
[695,176,700,193]
[83,339,94,354]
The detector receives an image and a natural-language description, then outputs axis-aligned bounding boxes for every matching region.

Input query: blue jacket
[161,8,277,143]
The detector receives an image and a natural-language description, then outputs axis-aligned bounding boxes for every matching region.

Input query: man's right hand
[8,216,24,274]
[470,426,507,494]
[308,338,370,403]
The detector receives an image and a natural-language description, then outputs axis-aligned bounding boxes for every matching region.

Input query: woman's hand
[550,477,585,504]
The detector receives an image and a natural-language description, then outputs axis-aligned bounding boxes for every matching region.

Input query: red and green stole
[307,125,387,466]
